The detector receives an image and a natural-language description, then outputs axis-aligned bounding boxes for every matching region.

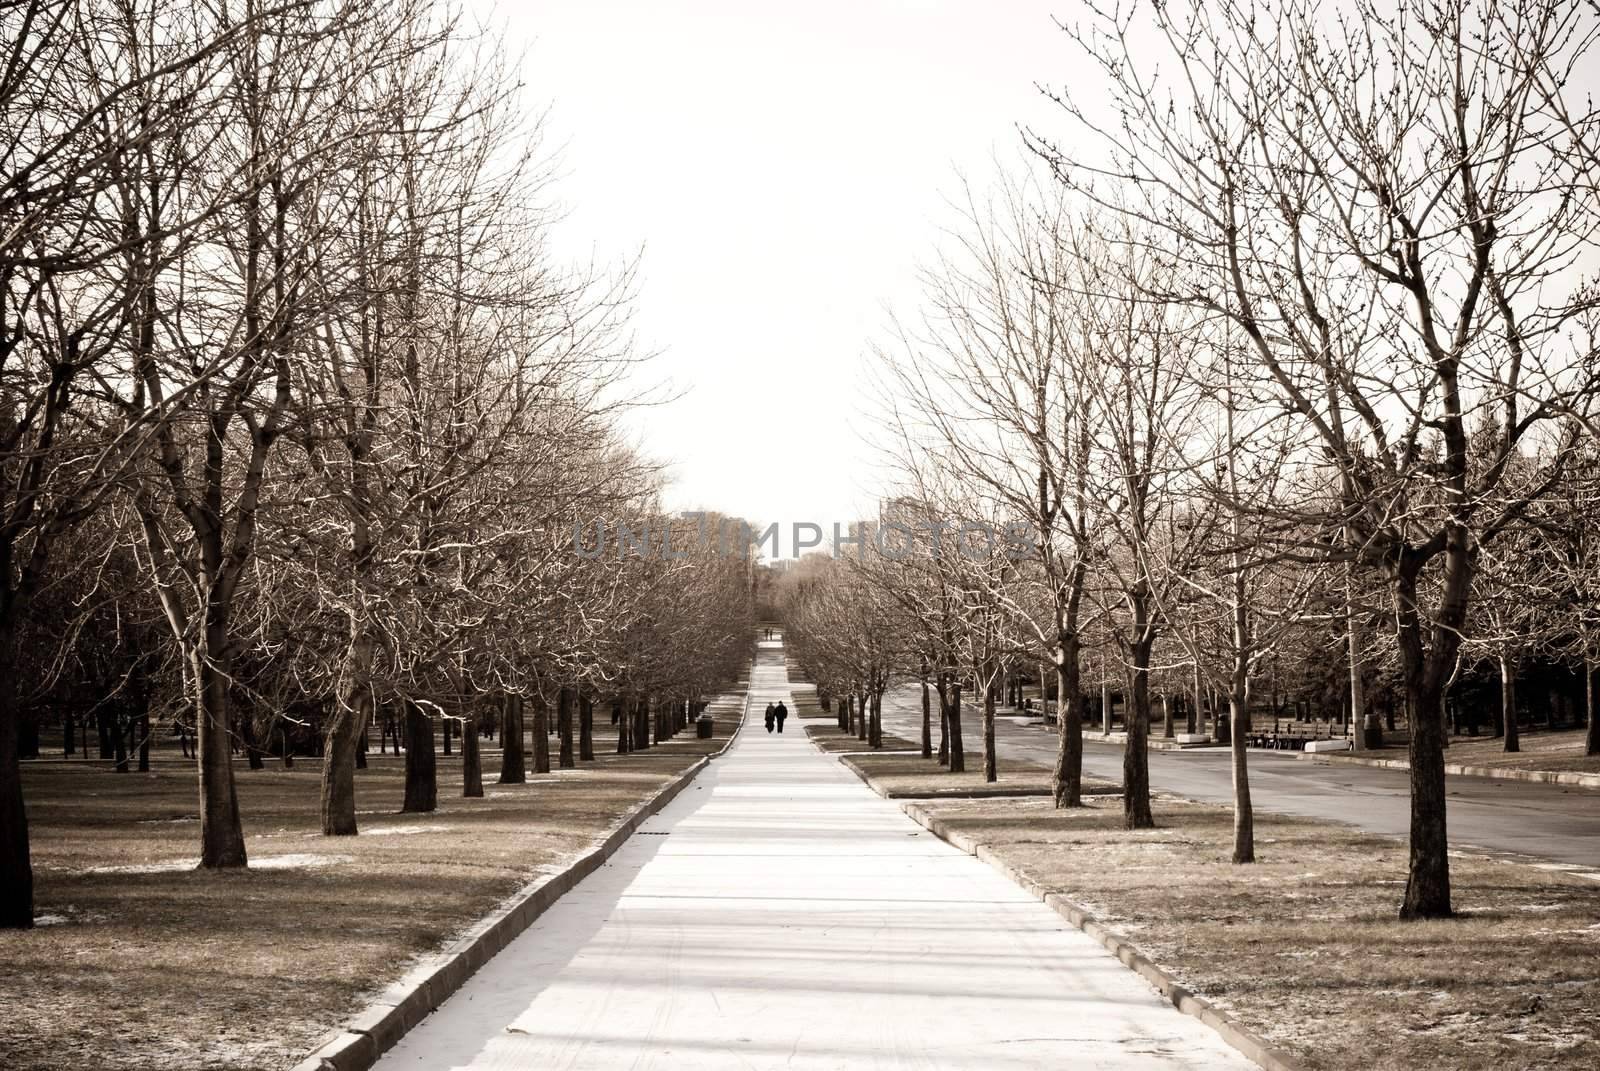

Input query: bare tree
[1041,0,1600,917]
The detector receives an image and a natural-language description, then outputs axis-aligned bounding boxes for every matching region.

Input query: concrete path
[876,688,1600,870]
[373,640,1254,1070]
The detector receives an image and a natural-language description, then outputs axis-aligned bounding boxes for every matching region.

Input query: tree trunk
[635,699,651,750]
[1349,582,1380,750]
[461,711,482,797]
[937,694,949,765]
[1188,663,1201,735]
[1395,555,1455,919]
[1586,652,1599,758]
[322,629,374,834]
[1102,678,1112,735]
[1501,654,1519,753]
[499,692,526,784]
[869,690,882,748]
[1229,690,1254,863]
[240,706,265,771]
[982,680,997,783]
[615,697,630,754]
[856,690,867,742]
[1401,675,1452,917]
[1052,632,1083,808]
[534,695,553,770]
[837,690,849,732]
[195,636,248,867]
[114,714,129,773]
[441,715,452,756]
[920,671,932,760]
[942,678,965,774]
[0,659,34,928]
[401,701,437,814]
[356,728,368,769]
[1162,692,1174,739]
[137,708,151,773]
[64,712,75,757]
[579,693,595,761]
[1123,626,1155,830]
[558,687,575,768]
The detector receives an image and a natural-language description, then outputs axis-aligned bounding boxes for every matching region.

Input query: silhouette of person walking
[775,701,788,733]
[764,703,776,733]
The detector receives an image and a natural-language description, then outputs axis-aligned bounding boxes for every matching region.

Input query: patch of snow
[85,852,346,874]
[86,859,197,874]
[33,913,71,926]
[362,824,448,836]
[252,853,346,869]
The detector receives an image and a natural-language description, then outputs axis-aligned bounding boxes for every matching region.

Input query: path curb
[1314,751,1600,790]
[896,802,1309,1071]
[290,679,750,1071]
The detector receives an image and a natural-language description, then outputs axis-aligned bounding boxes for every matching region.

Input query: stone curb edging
[290,681,750,1071]
[896,802,1308,1071]
[1313,751,1600,790]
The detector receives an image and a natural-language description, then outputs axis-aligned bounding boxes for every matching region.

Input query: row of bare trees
[0,0,754,930]
[783,0,1600,921]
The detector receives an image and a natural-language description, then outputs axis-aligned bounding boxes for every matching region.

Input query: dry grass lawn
[1,717,737,1071]
[838,749,1120,798]
[1435,727,1600,775]
[800,723,922,754]
[911,793,1600,1070]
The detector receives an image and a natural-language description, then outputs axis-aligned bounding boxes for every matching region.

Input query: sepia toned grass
[836,748,1120,799]
[1436,727,1600,776]
[912,794,1600,1071]
[800,724,922,754]
[1,721,735,1071]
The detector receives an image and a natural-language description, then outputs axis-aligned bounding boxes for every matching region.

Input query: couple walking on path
[764,701,788,733]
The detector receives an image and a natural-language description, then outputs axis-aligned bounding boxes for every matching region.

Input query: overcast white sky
[492,0,1073,531]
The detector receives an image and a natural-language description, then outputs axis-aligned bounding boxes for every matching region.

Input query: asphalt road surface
[877,686,1600,872]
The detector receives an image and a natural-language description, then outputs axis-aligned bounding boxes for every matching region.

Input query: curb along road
[1314,751,1600,791]
[291,669,751,1071]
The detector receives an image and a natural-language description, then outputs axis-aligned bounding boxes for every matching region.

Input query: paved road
[374,641,1254,1070]
[878,687,1600,871]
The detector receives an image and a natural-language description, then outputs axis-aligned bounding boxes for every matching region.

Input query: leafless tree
[1039,0,1600,917]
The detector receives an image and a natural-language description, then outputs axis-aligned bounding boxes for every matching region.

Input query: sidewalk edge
[1314,751,1600,790]
[895,800,1310,1071]
[289,680,749,1071]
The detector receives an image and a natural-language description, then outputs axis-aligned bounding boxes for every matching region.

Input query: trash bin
[696,716,714,739]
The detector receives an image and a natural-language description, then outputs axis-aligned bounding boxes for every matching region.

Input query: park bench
[1247,723,1343,751]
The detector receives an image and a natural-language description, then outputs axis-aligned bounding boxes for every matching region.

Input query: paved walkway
[373,641,1253,1070]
